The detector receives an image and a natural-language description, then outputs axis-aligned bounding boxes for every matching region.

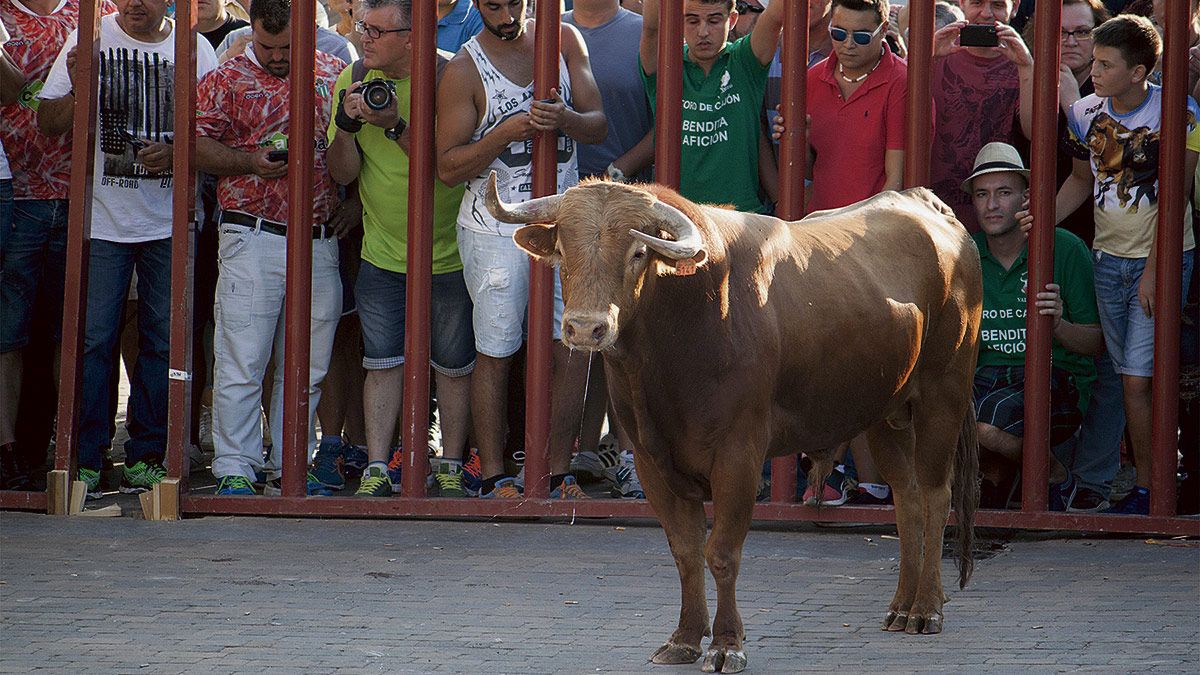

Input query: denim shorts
[1093,249,1195,377]
[0,199,69,352]
[457,225,564,359]
[355,259,476,375]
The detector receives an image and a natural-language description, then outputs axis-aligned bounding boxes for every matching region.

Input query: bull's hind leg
[700,455,761,673]
[636,452,709,665]
[865,420,923,632]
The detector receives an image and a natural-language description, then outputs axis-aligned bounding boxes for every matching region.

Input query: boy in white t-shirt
[1047,14,1199,515]
[37,0,217,498]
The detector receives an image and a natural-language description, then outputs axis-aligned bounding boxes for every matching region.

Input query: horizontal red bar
[0,491,48,512]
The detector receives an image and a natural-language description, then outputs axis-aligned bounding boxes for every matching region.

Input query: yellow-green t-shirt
[328,65,463,274]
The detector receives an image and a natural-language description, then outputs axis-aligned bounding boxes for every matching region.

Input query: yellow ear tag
[674,259,697,276]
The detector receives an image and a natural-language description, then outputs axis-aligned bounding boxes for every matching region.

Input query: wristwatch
[605,163,627,183]
[384,116,407,141]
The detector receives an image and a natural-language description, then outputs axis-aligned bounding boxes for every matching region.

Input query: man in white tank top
[436,0,606,499]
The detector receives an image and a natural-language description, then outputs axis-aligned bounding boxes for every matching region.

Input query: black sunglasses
[829,23,884,46]
[735,1,764,14]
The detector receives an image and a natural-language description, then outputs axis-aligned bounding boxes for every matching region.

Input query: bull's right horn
[628,200,703,260]
[484,171,564,224]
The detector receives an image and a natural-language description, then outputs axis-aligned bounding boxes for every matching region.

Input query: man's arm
[1055,158,1093,224]
[757,131,778,204]
[436,54,533,186]
[0,47,25,105]
[639,0,661,77]
[749,0,784,66]
[995,23,1034,139]
[1138,149,1200,317]
[882,149,904,192]
[533,24,605,145]
[1036,282,1105,356]
[37,94,75,135]
[196,136,287,178]
[611,129,654,178]
[37,42,78,136]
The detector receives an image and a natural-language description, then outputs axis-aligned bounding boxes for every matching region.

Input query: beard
[483,15,523,41]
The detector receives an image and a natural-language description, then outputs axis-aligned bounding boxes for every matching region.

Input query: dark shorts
[973,365,1083,447]
[355,260,476,375]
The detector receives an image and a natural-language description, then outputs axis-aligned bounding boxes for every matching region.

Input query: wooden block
[156,479,180,521]
[79,504,123,517]
[46,470,70,515]
[69,480,86,515]
[139,489,155,520]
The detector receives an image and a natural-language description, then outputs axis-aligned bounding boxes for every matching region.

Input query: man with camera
[325,0,477,499]
[196,0,347,495]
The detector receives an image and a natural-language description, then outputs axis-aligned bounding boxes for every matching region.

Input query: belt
[220,210,331,239]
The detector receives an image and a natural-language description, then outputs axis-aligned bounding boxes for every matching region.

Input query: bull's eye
[632,248,646,260]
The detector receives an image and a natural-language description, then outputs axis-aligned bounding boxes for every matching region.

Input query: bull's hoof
[650,641,702,665]
[700,647,747,673]
[882,610,909,632]
[903,610,943,635]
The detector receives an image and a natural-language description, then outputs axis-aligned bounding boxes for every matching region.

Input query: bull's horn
[484,171,564,224]
[628,200,703,260]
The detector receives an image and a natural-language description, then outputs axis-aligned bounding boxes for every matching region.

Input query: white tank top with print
[456,35,578,237]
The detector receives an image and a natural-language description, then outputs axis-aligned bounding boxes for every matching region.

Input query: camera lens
[362,80,394,111]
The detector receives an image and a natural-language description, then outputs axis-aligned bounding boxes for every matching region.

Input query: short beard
[483,16,522,41]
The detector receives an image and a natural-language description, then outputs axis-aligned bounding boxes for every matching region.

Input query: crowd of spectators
[1,0,1197,515]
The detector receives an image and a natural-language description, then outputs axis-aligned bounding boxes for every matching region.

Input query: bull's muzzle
[562,312,615,351]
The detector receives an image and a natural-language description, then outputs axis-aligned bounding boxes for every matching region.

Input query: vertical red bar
[1150,2,1189,517]
[903,0,933,188]
[282,3,317,498]
[654,0,683,188]
[524,0,562,499]
[400,0,437,498]
[1020,0,1061,512]
[770,0,808,504]
[53,0,101,482]
[165,0,198,484]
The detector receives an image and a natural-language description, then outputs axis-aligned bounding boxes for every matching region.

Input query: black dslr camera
[360,79,397,111]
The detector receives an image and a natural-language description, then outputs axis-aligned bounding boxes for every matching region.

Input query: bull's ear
[513,224,560,263]
[654,249,708,277]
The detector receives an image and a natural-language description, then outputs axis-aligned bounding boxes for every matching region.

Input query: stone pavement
[1,512,1197,674]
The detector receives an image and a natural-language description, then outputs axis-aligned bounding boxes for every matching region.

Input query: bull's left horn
[484,171,565,224]
[628,200,703,260]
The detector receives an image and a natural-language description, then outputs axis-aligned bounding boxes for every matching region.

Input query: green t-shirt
[640,36,769,213]
[973,228,1100,408]
[328,65,463,275]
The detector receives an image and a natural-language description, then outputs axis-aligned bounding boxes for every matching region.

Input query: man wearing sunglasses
[640,0,785,213]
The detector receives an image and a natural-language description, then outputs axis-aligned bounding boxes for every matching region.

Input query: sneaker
[1067,486,1110,513]
[214,475,256,496]
[431,462,467,498]
[1103,486,1149,515]
[1049,475,1077,512]
[515,465,525,490]
[550,474,589,499]
[846,486,893,506]
[342,444,369,480]
[802,466,853,506]
[481,476,522,499]
[198,405,214,451]
[1109,463,1136,502]
[355,465,392,497]
[78,467,103,500]
[461,448,483,497]
[264,472,333,497]
[120,460,167,494]
[571,434,622,483]
[608,451,644,499]
[310,439,345,490]
[386,445,404,493]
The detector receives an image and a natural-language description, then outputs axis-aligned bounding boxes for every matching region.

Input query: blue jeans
[0,179,12,255]
[0,199,68,352]
[78,238,172,471]
[1052,352,1125,495]
[1092,250,1196,377]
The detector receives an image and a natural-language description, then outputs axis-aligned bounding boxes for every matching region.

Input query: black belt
[220,211,331,239]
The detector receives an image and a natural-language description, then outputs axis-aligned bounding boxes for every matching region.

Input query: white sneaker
[607,450,644,499]
[570,433,622,483]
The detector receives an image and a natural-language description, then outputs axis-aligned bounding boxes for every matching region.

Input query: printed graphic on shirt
[98,47,175,182]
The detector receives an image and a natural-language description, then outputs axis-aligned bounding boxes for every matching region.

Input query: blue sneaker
[342,443,369,479]
[1049,474,1077,512]
[387,445,404,493]
[1103,486,1149,515]
[264,473,333,497]
[550,474,589,500]
[462,447,483,497]
[310,439,345,490]
[215,475,256,496]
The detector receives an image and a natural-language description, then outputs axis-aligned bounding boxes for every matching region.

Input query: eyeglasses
[354,20,411,39]
[1060,27,1094,43]
[829,22,884,46]
[735,1,764,14]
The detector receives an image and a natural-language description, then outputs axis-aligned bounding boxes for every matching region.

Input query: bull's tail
[952,405,979,590]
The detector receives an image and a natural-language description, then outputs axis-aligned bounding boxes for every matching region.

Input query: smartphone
[267,149,288,162]
[959,24,999,48]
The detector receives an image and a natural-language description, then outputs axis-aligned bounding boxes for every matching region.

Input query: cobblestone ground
[1,512,1197,673]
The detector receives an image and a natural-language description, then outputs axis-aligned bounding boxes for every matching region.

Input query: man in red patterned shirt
[196,0,346,496]
[0,0,114,488]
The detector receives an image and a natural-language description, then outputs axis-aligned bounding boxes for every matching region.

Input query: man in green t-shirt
[639,0,783,212]
[326,0,476,499]
[964,143,1105,511]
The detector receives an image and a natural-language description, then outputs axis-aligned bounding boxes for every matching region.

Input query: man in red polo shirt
[196,0,346,496]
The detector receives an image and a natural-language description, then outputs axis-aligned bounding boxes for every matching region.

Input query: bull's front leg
[701,456,760,673]
[636,450,709,665]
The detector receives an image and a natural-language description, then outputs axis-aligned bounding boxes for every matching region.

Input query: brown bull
[486,174,982,674]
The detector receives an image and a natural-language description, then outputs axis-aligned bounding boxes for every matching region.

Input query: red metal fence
[1,0,1197,537]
